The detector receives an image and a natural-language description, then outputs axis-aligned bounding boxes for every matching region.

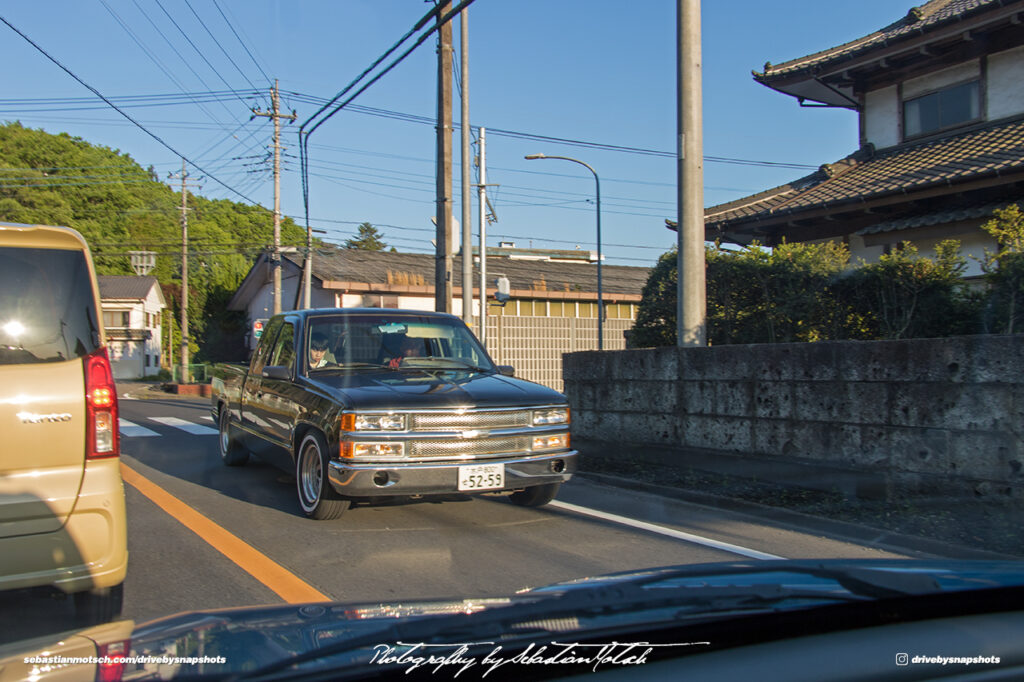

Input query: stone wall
[563,335,1024,499]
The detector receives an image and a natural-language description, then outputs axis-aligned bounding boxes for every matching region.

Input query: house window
[103,311,130,328]
[903,80,980,138]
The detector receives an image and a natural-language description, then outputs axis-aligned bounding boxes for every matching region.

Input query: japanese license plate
[458,463,505,491]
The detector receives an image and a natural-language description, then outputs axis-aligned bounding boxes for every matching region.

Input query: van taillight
[96,639,130,682]
[85,347,119,459]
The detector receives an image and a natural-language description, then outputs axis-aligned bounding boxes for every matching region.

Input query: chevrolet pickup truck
[211,308,577,520]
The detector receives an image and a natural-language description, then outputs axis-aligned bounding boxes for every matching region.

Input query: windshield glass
[305,313,495,372]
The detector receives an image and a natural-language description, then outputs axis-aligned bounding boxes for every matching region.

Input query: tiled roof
[705,116,1024,227]
[856,200,1013,235]
[757,0,1004,80]
[98,275,160,301]
[283,248,651,297]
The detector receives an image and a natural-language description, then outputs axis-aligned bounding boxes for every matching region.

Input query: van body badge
[17,411,73,424]
[460,429,489,439]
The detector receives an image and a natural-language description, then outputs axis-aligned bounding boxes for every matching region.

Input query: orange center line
[120,461,329,604]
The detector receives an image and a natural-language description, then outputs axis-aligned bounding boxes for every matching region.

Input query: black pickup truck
[211,308,577,520]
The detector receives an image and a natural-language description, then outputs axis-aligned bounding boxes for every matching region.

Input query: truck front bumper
[326,450,577,498]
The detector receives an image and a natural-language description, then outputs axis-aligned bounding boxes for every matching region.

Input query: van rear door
[0,231,104,537]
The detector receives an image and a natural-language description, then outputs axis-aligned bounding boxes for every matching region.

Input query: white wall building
[98,275,166,380]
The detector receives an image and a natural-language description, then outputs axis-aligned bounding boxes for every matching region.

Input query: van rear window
[0,247,101,365]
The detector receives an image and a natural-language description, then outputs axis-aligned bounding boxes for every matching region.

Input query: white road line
[548,500,784,561]
[201,415,214,422]
[118,419,160,438]
[149,416,219,436]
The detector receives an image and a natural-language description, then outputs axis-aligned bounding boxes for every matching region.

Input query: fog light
[342,442,404,458]
[532,433,568,452]
[373,471,390,487]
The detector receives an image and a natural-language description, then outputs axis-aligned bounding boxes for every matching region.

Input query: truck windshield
[305,314,495,373]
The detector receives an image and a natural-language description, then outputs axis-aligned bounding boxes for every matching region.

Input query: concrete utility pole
[435,0,454,313]
[252,80,297,314]
[477,127,488,344]
[460,7,473,326]
[676,0,707,347]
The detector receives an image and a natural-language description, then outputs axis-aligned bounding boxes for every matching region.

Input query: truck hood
[310,369,566,410]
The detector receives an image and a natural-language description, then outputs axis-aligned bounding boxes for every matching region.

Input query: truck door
[248,320,300,471]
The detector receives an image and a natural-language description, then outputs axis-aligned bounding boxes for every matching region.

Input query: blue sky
[0,1,905,267]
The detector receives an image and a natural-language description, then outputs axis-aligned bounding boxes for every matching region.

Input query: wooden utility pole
[252,80,296,313]
[435,0,454,313]
[168,159,197,383]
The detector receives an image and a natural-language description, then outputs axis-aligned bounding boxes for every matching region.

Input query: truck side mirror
[262,366,291,381]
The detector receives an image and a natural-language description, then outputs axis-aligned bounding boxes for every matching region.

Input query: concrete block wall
[563,335,1024,499]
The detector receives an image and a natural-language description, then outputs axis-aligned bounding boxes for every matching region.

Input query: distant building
[98,275,166,380]
[698,0,1024,277]
[227,247,650,390]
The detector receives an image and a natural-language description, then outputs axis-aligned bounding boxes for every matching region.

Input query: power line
[212,0,271,85]
[183,0,264,95]
[151,0,250,109]
[0,14,265,206]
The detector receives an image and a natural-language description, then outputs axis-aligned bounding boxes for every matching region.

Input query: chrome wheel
[218,407,248,466]
[295,432,349,520]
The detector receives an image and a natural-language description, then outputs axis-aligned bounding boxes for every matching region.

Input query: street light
[524,153,604,350]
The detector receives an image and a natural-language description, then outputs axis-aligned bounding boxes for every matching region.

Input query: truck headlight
[532,407,569,426]
[341,442,405,459]
[532,433,569,452]
[341,413,407,431]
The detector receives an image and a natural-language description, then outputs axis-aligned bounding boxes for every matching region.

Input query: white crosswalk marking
[118,419,160,438]
[148,416,219,436]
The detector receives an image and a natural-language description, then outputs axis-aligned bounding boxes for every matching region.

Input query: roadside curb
[118,383,209,402]
[575,470,1021,561]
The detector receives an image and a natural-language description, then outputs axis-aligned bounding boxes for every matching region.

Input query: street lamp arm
[523,153,604,350]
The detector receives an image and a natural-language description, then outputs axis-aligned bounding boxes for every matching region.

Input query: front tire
[219,407,249,466]
[296,432,350,520]
[508,482,561,507]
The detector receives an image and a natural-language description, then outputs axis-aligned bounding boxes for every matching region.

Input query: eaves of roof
[754,0,1013,83]
[281,249,651,299]
[704,115,1024,232]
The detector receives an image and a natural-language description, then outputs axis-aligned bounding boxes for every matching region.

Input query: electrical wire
[0,14,266,206]
[212,0,271,85]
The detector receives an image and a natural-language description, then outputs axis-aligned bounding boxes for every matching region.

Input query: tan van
[0,223,127,621]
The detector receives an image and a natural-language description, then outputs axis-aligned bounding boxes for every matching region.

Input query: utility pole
[252,80,297,314]
[169,159,199,383]
[435,0,454,313]
[476,127,488,344]
[676,0,707,347]
[459,7,473,326]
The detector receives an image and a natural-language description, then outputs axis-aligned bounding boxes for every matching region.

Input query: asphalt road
[1,391,912,645]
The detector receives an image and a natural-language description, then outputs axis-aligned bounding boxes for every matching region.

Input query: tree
[980,203,1024,334]
[345,222,387,250]
[0,122,309,362]
[834,241,976,340]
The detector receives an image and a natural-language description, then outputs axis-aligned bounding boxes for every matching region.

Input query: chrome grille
[410,410,531,431]
[408,436,531,458]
